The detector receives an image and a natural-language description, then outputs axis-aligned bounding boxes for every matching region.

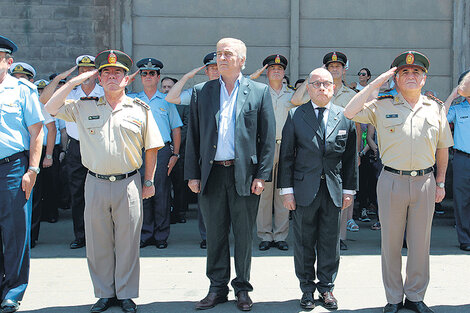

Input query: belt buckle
[109,175,116,182]
[223,161,230,167]
[410,171,417,177]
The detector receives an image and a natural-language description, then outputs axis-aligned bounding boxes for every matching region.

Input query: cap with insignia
[136,58,164,71]
[391,51,430,73]
[263,54,288,69]
[95,50,133,72]
[10,62,36,78]
[76,55,96,67]
[0,35,17,54]
[34,79,49,89]
[323,51,347,66]
[203,52,217,66]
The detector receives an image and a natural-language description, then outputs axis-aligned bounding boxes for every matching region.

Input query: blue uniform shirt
[0,75,44,159]
[129,90,182,143]
[447,99,470,154]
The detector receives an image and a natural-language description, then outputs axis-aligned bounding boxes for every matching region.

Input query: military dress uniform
[351,52,453,305]
[257,54,295,248]
[0,35,44,310]
[130,58,182,248]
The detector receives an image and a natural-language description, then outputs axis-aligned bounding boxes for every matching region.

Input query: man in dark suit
[278,68,357,310]
[185,37,275,311]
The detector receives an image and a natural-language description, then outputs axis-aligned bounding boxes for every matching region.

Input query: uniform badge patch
[108,51,117,64]
[406,52,414,65]
[88,115,100,120]
[386,114,398,118]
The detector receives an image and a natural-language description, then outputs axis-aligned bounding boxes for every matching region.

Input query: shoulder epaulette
[133,97,150,110]
[377,95,394,100]
[426,94,444,106]
[80,96,99,101]
[18,78,37,90]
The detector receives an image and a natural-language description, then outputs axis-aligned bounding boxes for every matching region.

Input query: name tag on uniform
[88,115,100,120]
[461,116,468,119]
[386,114,399,118]
[337,130,347,136]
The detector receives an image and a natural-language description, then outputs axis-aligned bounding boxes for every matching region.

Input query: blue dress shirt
[447,99,470,154]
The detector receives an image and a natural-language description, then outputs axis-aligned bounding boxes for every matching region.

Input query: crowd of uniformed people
[1,32,469,313]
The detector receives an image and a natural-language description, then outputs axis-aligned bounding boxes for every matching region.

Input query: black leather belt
[214,160,234,167]
[455,149,470,157]
[88,170,138,182]
[0,151,26,165]
[384,166,433,177]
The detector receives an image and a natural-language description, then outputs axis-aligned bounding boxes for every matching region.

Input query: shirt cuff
[343,189,356,195]
[279,187,294,195]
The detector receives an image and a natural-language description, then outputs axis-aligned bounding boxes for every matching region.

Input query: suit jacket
[184,76,275,196]
[278,101,357,207]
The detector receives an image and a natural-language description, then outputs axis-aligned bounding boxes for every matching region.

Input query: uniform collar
[0,74,18,90]
[139,89,165,102]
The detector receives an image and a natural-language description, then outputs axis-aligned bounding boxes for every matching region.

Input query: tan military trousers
[377,169,435,304]
[84,172,142,299]
[257,142,289,242]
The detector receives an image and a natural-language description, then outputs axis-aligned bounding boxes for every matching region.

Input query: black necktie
[316,107,326,137]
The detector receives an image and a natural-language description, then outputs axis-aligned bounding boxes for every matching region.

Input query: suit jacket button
[213,145,216,149]
[209,160,213,164]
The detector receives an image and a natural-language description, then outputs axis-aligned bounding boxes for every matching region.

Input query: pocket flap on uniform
[382,115,404,127]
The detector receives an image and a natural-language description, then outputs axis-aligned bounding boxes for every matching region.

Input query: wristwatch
[28,166,40,174]
[436,182,445,188]
[171,153,180,158]
[144,180,154,187]
[45,154,53,160]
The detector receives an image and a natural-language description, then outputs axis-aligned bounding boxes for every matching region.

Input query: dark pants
[0,153,31,301]
[357,151,379,211]
[198,204,206,241]
[141,143,172,243]
[292,180,341,294]
[453,151,470,245]
[198,165,259,295]
[31,145,61,242]
[67,138,87,242]
[170,155,188,220]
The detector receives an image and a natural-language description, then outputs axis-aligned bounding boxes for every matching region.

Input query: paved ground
[22,204,470,313]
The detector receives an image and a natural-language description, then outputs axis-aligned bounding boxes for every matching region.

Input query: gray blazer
[184,76,276,196]
[278,101,357,207]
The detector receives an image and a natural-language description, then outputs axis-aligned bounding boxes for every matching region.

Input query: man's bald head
[306,67,335,107]
[309,68,333,83]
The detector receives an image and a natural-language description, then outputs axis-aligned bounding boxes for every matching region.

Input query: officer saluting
[0,35,44,313]
[344,51,453,313]
[46,50,164,313]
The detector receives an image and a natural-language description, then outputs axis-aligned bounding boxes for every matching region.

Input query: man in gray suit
[278,68,357,310]
[185,38,275,311]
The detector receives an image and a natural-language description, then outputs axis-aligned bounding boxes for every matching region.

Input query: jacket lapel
[210,80,221,130]
[236,76,251,120]
[302,101,322,139]
[326,103,342,139]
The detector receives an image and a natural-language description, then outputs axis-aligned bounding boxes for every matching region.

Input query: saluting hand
[249,64,268,80]
[127,70,140,85]
[69,69,99,87]
[184,66,206,80]
[368,67,397,91]
[56,65,78,81]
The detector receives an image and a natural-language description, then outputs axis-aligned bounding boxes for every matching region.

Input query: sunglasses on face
[358,73,368,76]
[140,71,157,77]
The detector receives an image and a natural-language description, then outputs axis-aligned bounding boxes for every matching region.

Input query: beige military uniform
[56,96,164,299]
[257,86,295,242]
[352,93,453,304]
[332,84,356,108]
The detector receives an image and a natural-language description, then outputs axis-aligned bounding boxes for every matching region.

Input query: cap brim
[97,63,129,72]
[395,64,427,73]
[266,62,287,69]
[78,64,95,67]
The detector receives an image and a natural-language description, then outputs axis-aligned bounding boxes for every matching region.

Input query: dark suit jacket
[278,101,357,207]
[184,75,276,196]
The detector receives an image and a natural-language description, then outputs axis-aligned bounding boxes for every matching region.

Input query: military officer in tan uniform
[344,51,453,313]
[250,54,295,251]
[46,50,164,313]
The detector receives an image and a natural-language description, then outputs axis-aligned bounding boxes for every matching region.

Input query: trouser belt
[88,170,138,182]
[0,151,27,165]
[383,166,433,177]
[455,149,470,157]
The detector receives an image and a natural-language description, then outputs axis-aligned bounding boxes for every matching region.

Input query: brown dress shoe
[236,291,253,311]
[195,292,228,310]
[319,291,338,310]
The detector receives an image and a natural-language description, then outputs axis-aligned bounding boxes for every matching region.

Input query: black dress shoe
[200,240,207,249]
[90,297,116,313]
[178,217,187,223]
[1,299,19,313]
[195,292,228,310]
[340,239,348,250]
[119,299,137,313]
[275,241,289,251]
[404,299,434,313]
[383,302,403,313]
[300,292,315,310]
[460,243,470,251]
[70,239,86,249]
[258,241,272,251]
[156,240,168,249]
[319,291,338,310]
[236,291,253,311]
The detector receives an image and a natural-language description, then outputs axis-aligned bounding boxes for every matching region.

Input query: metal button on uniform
[209,160,213,164]
[213,145,216,149]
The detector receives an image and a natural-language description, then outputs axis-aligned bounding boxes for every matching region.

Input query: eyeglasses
[308,81,333,89]
[358,73,368,76]
[140,71,157,77]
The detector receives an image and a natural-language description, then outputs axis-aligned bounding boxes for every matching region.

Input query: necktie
[316,107,326,137]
